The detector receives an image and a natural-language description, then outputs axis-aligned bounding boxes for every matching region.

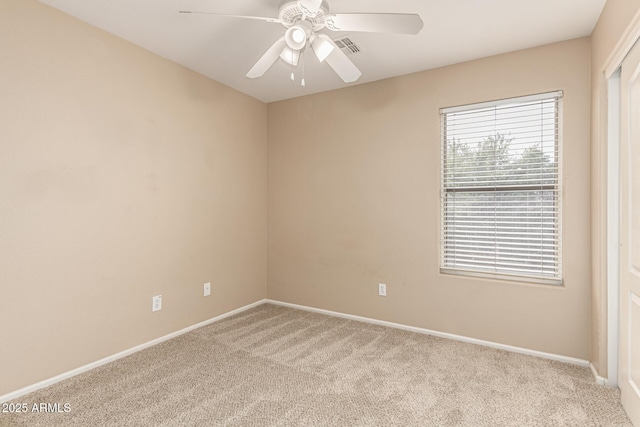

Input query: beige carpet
[1,304,632,426]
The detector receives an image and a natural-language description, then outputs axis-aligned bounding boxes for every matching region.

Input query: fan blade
[319,34,361,83]
[179,10,282,24]
[326,13,424,35]
[246,37,286,79]
[298,0,323,16]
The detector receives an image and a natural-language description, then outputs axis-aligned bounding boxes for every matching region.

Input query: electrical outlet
[152,295,162,312]
[378,283,387,297]
[204,282,211,297]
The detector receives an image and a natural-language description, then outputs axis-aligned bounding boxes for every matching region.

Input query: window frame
[439,91,563,286]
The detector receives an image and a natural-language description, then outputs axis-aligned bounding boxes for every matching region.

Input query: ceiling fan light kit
[280,47,301,66]
[284,24,309,50]
[310,34,334,62]
[181,0,423,85]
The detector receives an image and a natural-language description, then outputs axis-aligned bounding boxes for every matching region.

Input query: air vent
[333,37,362,55]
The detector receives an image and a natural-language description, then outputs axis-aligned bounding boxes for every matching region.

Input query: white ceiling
[39,0,606,103]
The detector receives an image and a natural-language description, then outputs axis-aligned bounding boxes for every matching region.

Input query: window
[440,91,562,285]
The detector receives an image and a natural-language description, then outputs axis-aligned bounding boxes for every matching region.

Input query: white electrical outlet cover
[204,282,211,297]
[152,295,162,312]
[379,283,387,297]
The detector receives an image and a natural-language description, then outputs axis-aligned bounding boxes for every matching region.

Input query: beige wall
[0,0,267,396]
[590,0,640,378]
[268,38,592,359]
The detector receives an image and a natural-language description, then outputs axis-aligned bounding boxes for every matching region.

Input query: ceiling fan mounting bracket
[278,0,330,31]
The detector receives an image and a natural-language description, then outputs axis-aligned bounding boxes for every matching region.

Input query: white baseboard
[590,362,616,387]
[266,299,591,368]
[0,299,267,404]
[2,297,598,404]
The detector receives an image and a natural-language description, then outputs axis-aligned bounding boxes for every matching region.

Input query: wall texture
[268,38,592,360]
[0,0,267,396]
[590,0,640,379]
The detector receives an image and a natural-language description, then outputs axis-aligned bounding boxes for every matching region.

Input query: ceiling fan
[180,0,423,84]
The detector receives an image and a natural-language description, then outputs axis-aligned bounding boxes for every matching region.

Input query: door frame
[603,10,640,388]
[607,69,620,387]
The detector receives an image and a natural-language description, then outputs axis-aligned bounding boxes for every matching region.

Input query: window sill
[440,268,563,286]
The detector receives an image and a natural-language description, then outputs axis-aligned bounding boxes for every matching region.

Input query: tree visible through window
[440,92,562,284]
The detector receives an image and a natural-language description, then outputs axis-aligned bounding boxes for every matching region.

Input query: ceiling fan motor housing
[278,0,330,30]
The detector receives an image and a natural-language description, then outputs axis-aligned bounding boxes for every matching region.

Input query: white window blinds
[440,91,562,284]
